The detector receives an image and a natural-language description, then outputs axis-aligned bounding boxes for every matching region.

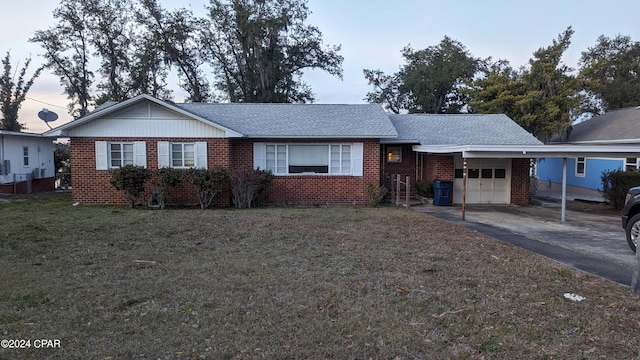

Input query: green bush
[415,179,433,198]
[110,165,151,208]
[184,167,229,209]
[150,167,183,209]
[230,167,274,208]
[601,170,640,210]
[367,183,388,207]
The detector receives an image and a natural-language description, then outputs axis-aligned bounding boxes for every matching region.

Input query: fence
[387,174,411,207]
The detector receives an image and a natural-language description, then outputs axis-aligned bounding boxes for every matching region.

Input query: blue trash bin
[432,180,453,206]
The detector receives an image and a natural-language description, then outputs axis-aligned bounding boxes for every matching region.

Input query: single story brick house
[44,94,543,207]
[0,130,56,194]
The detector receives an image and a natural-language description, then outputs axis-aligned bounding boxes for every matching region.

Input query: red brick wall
[381,144,416,187]
[510,158,531,206]
[230,138,380,205]
[70,137,232,207]
[71,137,380,206]
[423,154,454,182]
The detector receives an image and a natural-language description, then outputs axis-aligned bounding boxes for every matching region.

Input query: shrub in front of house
[184,167,229,209]
[415,179,434,198]
[367,183,388,207]
[109,165,151,208]
[602,169,640,210]
[150,167,183,209]
[230,167,274,208]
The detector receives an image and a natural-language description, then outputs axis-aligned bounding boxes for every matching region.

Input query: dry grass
[1,192,639,359]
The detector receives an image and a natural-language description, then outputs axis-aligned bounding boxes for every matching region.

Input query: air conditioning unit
[32,168,40,179]
[40,168,46,178]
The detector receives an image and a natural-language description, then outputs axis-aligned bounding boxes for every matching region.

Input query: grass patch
[1,192,639,358]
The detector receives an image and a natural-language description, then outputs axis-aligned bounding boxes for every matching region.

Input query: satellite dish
[38,109,58,130]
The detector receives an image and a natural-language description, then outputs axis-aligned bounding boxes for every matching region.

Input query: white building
[0,130,56,193]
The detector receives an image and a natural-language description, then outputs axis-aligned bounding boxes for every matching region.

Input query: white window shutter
[95,141,108,170]
[253,142,265,169]
[195,142,208,169]
[352,143,364,176]
[134,142,147,168]
[157,141,170,168]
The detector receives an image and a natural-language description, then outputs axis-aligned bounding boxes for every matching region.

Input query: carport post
[561,158,567,222]
[462,158,467,221]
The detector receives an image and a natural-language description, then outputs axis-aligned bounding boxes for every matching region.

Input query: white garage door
[453,158,511,204]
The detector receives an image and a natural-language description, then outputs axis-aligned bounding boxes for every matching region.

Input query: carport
[413,143,640,222]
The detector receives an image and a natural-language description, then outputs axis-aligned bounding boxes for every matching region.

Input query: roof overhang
[412,144,640,159]
[43,94,244,138]
[0,130,57,139]
[245,134,399,139]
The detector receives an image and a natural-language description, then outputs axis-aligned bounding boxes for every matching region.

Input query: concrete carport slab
[413,198,634,286]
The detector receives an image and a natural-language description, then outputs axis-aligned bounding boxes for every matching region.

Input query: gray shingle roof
[553,107,640,143]
[175,103,398,138]
[387,114,542,145]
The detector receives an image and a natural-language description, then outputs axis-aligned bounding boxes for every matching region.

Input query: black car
[621,186,640,253]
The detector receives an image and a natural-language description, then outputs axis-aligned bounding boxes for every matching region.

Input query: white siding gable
[69,102,227,138]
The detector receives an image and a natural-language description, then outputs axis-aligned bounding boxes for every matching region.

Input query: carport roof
[382,113,640,159]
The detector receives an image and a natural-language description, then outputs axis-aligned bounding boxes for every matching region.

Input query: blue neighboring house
[536,106,640,200]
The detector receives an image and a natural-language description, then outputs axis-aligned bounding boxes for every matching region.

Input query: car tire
[625,213,640,253]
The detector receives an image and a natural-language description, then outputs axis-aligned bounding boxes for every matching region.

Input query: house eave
[0,130,57,139]
[380,139,420,144]
[244,134,398,139]
[412,144,640,159]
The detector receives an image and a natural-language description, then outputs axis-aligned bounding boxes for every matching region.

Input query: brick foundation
[0,177,56,194]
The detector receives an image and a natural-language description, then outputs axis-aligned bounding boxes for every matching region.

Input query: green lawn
[1,192,639,359]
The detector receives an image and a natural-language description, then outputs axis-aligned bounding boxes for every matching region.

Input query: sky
[3,0,640,133]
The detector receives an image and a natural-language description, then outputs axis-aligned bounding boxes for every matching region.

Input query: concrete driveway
[413,198,635,286]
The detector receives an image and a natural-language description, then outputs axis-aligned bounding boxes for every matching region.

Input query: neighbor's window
[172,143,195,168]
[575,157,585,177]
[110,143,134,168]
[263,143,352,175]
[626,158,638,171]
[23,146,29,166]
[387,147,402,163]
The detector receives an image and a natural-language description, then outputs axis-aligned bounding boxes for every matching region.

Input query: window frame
[386,146,402,163]
[171,143,196,168]
[109,142,135,168]
[23,146,29,167]
[157,141,207,169]
[626,158,638,172]
[95,141,147,170]
[575,157,586,177]
[256,142,360,176]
